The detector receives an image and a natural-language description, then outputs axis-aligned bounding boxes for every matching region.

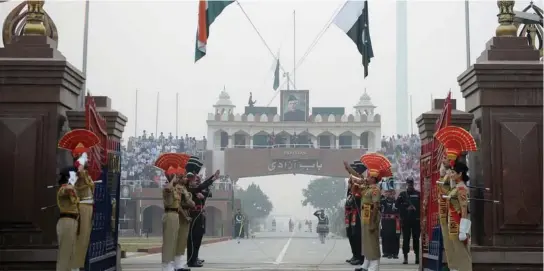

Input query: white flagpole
[134,89,138,137]
[80,0,91,108]
[464,0,471,68]
[176,93,179,138]
[155,92,159,136]
[293,10,296,90]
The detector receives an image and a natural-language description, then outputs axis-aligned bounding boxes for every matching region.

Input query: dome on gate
[354,88,376,108]
[214,86,235,108]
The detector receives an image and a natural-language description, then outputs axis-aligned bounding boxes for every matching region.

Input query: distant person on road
[233,209,245,243]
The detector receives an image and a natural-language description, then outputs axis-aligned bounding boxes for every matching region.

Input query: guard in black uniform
[233,209,245,242]
[380,187,400,259]
[185,157,219,268]
[395,177,421,264]
[345,160,367,266]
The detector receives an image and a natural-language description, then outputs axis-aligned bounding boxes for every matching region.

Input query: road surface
[122,231,419,271]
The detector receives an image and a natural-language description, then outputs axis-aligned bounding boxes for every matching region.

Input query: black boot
[176,268,191,271]
[415,255,419,265]
[346,256,355,263]
[350,258,363,265]
[403,254,408,264]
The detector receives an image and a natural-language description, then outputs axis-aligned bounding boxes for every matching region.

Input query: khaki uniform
[56,184,79,271]
[162,182,181,264]
[175,184,195,257]
[437,176,456,269]
[361,184,381,260]
[73,170,95,268]
[447,184,472,271]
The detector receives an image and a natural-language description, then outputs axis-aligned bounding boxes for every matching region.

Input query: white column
[335,136,340,149]
[374,128,382,152]
[228,135,233,148]
[207,128,215,150]
[249,136,254,149]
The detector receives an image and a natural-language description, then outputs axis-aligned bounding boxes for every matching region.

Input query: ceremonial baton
[41,204,57,211]
[436,181,490,191]
[46,180,102,189]
[441,195,500,204]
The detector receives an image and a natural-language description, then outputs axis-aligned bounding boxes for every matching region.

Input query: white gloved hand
[458,232,467,241]
[68,171,77,186]
[78,152,88,167]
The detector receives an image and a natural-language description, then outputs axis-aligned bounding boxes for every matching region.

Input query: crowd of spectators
[121,130,206,187]
[379,134,421,190]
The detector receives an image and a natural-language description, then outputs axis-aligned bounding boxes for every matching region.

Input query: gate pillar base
[458,36,542,270]
[0,36,84,270]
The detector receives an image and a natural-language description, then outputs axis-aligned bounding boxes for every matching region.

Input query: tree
[301,177,346,213]
[235,183,273,220]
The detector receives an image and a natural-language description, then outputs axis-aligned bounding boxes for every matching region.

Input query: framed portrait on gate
[280,90,309,121]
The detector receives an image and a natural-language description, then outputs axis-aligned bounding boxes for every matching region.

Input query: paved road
[122,231,419,271]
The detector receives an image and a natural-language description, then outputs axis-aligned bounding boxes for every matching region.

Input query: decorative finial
[364,88,367,94]
[2,0,58,46]
[223,85,226,91]
[496,0,518,37]
[24,0,47,36]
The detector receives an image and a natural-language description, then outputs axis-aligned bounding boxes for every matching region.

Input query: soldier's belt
[381,214,398,219]
[59,213,79,220]
[191,205,204,211]
[165,208,178,213]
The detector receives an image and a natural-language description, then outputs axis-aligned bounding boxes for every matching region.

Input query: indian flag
[333,0,374,77]
[195,0,234,62]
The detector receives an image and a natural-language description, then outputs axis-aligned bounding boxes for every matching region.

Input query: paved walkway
[122,231,419,271]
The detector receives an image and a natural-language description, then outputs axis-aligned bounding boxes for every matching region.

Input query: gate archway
[142,205,163,236]
[204,206,224,237]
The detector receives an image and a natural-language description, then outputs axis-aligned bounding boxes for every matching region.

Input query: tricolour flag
[333,0,374,77]
[195,0,234,62]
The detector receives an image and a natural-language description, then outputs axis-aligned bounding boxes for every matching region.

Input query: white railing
[212,144,370,150]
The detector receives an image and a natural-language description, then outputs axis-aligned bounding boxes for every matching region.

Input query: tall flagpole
[293,10,296,90]
[80,0,91,108]
[409,94,413,134]
[464,0,471,68]
[134,89,138,137]
[155,92,159,136]
[176,93,179,138]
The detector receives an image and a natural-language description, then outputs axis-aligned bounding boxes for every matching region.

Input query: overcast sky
[0,0,533,218]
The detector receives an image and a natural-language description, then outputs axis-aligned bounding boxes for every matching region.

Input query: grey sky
[0,0,533,218]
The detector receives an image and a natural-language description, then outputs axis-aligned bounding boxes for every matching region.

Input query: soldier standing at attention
[57,129,100,270]
[438,159,456,270]
[154,153,184,271]
[343,160,367,265]
[174,157,196,271]
[56,168,80,271]
[357,153,392,271]
[434,125,478,271]
[380,185,400,259]
[396,177,421,264]
[185,156,219,268]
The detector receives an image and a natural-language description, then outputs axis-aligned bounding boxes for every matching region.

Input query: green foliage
[301,177,346,213]
[235,183,273,220]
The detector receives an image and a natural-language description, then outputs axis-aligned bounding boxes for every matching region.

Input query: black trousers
[401,219,420,256]
[381,219,400,256]
[234,224,244,238]
[346,214,363,260]
[187,216,204,264]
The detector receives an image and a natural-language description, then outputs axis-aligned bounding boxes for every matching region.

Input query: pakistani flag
[195,0,234,62]
[333,0,374,77]
[273,58,280,90]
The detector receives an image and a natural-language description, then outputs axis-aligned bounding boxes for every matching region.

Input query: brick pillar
[0,36,84,270]
[458,35,542,270]
[416,99,473,270]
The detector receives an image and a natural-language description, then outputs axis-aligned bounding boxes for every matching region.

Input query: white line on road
[273,232,294,265]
